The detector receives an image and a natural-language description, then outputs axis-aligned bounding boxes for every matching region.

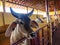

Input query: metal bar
[42,28,44,45]
[45,0,50,23]
[54,0,57,16]
[54,0,58,21]
[45,0,52,45]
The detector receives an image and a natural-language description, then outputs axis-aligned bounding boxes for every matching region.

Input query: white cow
[5,7,39,45]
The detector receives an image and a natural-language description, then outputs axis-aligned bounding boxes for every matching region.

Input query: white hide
[10,24,28,45]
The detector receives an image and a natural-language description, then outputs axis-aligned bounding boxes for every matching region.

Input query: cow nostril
[12,28,15,31]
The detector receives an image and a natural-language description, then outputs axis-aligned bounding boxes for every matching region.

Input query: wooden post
[42,28,44,45]
[45,0,52,45]
[2,0,5,26]
[26,7,28,13]
[36,10,38,18]
[37,10,38,15]
[54,0,59,26]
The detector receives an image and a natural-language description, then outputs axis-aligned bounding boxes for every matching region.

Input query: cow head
[5,8,39,38]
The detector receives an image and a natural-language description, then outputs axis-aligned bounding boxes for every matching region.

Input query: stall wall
[4,13,16,24]
[0,12,3,26]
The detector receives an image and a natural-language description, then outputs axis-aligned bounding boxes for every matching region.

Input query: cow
[5,7,39,45]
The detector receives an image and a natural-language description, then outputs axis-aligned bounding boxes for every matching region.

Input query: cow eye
[20,22,24,24]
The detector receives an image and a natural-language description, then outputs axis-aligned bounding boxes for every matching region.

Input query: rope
[12,37,27,45]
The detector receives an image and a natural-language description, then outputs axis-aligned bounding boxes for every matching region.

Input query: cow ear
[5,22,17,37]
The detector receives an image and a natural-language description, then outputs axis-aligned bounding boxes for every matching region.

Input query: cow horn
[10,7,34,18]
